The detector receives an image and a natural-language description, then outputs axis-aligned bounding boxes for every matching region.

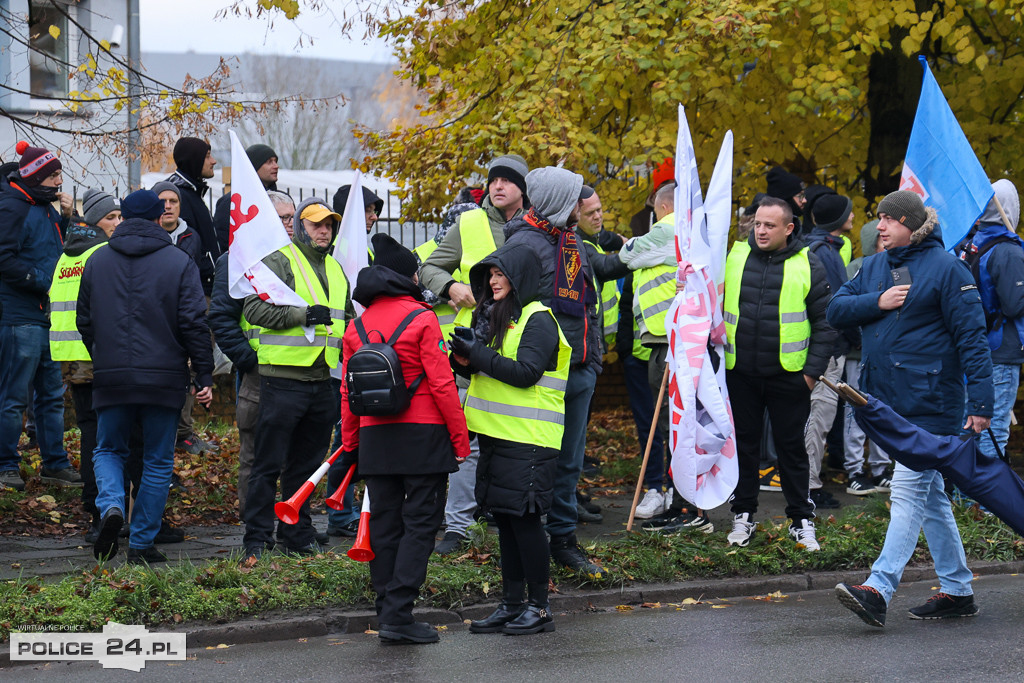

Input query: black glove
[339,448,358,471]
[305,304,333,327]
[448,331,478,358]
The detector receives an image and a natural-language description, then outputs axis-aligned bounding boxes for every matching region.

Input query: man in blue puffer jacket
[828,190,993,628]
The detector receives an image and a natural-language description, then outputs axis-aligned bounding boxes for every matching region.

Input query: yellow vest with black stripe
[723,240,811,372]
[840,234,852,266]
[434,208,496,340]
[48,243,104,361]
[590,242,620,347]
[464,301,571,449]
[257,247,348,368]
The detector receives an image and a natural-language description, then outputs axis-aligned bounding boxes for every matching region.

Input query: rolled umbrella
[820,377,1024,537]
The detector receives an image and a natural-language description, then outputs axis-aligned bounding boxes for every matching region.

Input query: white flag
[331,170,370,314]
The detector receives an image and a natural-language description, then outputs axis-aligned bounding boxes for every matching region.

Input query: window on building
[28,0,69,99]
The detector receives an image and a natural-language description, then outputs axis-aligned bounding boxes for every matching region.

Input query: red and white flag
[226,130,307,311]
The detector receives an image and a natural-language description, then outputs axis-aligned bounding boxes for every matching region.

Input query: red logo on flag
[898,164,930,202]
[229,194,260,246]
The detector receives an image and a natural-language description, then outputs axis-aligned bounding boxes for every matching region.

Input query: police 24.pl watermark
[11,623,185,671]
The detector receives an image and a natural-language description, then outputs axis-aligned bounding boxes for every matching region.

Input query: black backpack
[346,308,428,416]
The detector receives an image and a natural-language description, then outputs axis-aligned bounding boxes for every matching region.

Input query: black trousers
[366,473,447,626]
[70,383,98,519]
[727,370,814,521]
[243,376,334,550]
[493,511,549,587]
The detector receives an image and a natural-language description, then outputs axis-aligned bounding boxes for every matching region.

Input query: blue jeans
[622,354,665,490]
[93,404,179,550]
[0,324,68,472]
[326,414,358,528]
[978,363,1020,462]
[546,365,597,538]
[864,463,973,603]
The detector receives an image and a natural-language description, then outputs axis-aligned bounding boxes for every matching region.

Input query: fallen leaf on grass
[615,605,634,611]
[681,597,701,605]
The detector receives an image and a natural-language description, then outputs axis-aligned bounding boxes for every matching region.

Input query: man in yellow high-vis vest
[240,198,353,560]
[420,154,529,555]
[723,196,836,552]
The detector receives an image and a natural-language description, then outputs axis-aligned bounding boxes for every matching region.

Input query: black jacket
[77,217,213,411]
[209,252,258,375]
[729,231,836,379]
[167,170,218,294]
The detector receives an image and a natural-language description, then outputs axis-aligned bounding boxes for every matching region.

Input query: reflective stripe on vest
[464,301,571,449]
[240,314,260,352]
[590,242,620,345]
[633,266,675,338]
[723,240,812,372]
[257,246,349,368]
[48,243,104,361]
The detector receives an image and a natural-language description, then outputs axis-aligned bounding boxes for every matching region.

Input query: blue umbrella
[826,380,1024,537]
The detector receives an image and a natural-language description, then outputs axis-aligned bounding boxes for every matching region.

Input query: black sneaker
[378,621,439,645]
[639,509,686,531]
[126,545,168,565]
[153,519,185,544]
[434,531,466,555]
[175,437,202,455]
[549,533,605,579]
[810,488,841,509]
[659,510,714,535]
[40,467,83,487]
[576,504,603,524]
[846,475,879,496]
[327,519,359,537]
[835,583,887,627]
[908,592,979,620]
[94,507,124,560]
[0,469,25,491]
[872,473,893,493]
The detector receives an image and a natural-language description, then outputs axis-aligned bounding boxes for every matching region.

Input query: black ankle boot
[502,582,554,635]
[470,580,524,633]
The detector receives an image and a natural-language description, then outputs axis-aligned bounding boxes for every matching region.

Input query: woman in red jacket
[339,233,470,646]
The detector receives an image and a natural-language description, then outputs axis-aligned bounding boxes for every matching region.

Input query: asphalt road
[8,573,1024,682]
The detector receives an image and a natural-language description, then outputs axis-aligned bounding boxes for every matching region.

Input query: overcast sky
[139,0,394,62]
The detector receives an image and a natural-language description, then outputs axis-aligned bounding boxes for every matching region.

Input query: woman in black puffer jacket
[449,242,569,636]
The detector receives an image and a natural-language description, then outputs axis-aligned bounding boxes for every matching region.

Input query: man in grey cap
[421,153,529,555]
[829,189,993,628]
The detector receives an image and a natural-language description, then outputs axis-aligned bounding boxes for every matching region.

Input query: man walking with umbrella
[827,190,993,627]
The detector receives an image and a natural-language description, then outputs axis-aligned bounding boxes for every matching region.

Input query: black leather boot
[470,580,525,633]
[502,582,554,635]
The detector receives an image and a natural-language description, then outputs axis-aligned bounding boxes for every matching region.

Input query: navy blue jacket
[804,227,860,355]
[77,217,213,411]
[973,223,1024,364]
[209,252,258,375]
[0,180,66,326]
[827,224,993,436]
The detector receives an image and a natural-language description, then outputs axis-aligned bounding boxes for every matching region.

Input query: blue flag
[899,56,992,251]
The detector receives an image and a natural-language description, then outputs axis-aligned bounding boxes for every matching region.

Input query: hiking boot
[789,518,820,551]
[94,507,124,560]
[153,519,185,544]
[660,510,714,535]
[434,531,467,555]
[759,467,781,492]
[40,467,83,487]
[635,489,666,519]
[810,488,841,509]
[126,545,168,565]
[835,583,886,627]
[908,592,979,620]
[576,503,603,524]
[549,533,605,579]
[0,469,25,491]
[378,621,439,645]
[327,519,359,537]
[502,605,555,635]
[846,474,879,496]
[727,513,756,547]
[872,473,893,493]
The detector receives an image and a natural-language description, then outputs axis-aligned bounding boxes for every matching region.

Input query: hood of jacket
[979,179,1019,230]
[107,217,173,257]
[804,227,845,251]
[292,196,339,255]
[352,265,424,308]
[64,221,107,256]
[167,217,191,244]
[524,167,583,228]
[167,169,209,199]
[469,241,543,310]
[860,219,880,256]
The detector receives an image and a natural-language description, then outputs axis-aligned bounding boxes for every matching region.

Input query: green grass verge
[2,498,1021,641]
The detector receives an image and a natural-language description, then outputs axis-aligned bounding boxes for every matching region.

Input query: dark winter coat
[166,170,218,294]
[0,180,66,326]
[77,217,213,411]
[340,266,470,476]
[827,216,993,436]
[463,243,561,516]
[728,230,836,379]
[804,227,860,355]
[169,220,203,269]
[209,252,258,375]
[972,223,1024,364]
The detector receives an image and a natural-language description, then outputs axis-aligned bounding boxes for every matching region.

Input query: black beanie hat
[332,185,384,216]
[876,190,928,232]
[487,154,529,196]
[371,232,418,278]
[803,184,836,216]
[173,137,211,181]
[121,189,165,221]
[246,143,277,171]
[812,194,853,232]
[765,165,803,200]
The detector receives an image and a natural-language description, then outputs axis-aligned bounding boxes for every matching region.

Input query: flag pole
[993,194,1015,233]
[627,363,670,532]
[287,243,334,336]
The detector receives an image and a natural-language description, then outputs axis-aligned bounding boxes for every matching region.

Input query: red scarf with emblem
[524,208,593,317]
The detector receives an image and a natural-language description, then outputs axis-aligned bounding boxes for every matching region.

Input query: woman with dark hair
[448,242,569,636]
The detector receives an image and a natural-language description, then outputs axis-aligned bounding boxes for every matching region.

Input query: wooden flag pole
[993,194,1015,234]
[288,243,334,336]
[627,363,670,532]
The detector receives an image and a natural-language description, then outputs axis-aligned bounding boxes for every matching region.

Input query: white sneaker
[789,518,820,552]
[635,489,666,519]
[727,513,756,547]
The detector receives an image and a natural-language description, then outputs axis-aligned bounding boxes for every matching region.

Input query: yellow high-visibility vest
[435,208,496,340]
[48,243,105,361]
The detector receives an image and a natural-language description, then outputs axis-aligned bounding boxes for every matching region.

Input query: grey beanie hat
[150,181,180,201]
[876,190,927,232]
[81,188,118,226]
[487,154,529,195]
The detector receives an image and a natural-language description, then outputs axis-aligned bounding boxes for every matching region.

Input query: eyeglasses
[278,214,294,224]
